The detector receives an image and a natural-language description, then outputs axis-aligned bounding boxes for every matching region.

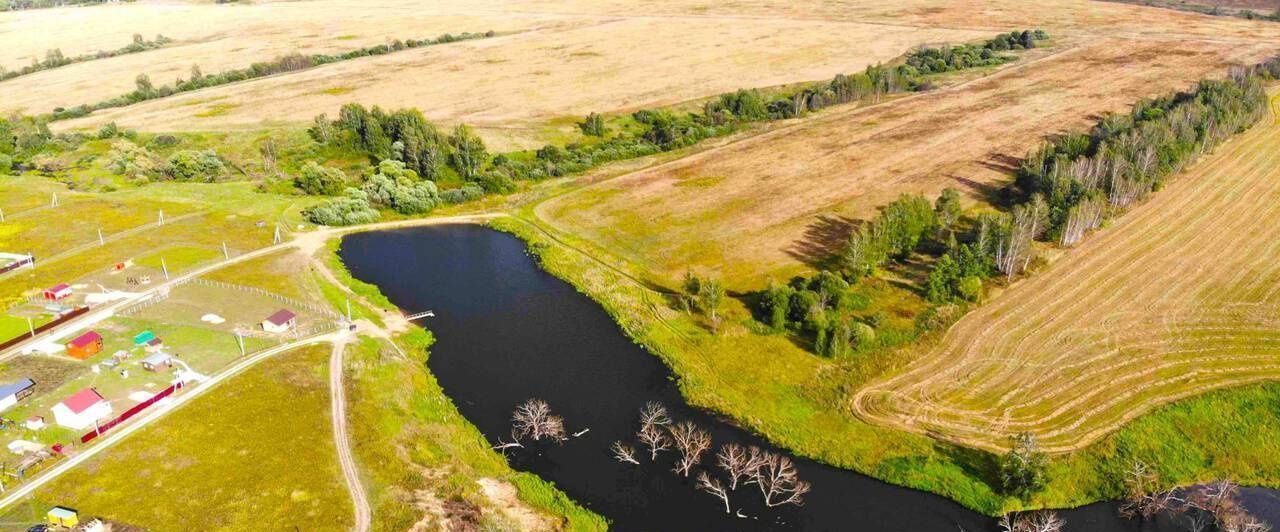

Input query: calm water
[338,225,1244,531]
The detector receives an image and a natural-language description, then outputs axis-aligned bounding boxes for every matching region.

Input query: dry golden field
[852,95,1280,453]
[538,36,1279,288]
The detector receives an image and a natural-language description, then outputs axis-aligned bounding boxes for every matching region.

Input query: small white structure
[24,416,45,430]
[7,440,42,455]
[0,378,35,413]
[51,388,112,430]
[261,309,297,333]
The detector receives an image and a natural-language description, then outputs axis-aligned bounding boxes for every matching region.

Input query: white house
[261,309,297,333]
[51,388,112,430]
[0,378,35,413]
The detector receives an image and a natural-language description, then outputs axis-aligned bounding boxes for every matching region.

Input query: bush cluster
[0,34,169,82]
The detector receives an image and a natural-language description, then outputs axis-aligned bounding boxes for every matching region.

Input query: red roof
[46,283,70,293]
[67,331,102,348]
[265,309,297,326]
[61,388,105,415]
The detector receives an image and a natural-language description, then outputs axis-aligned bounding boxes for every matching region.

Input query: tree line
[1013,56,1277,244]
[47,30,498,121]
[905,30,1048,77]
[744,54,1280,357]
[0,33,170,82]
[924,55,1279,309]
[490,29,1050,184]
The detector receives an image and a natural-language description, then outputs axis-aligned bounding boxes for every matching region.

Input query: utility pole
[50,192,58,208]
[26,317,34,336]
[158,209,165,226]
[273,224,282,245]
[161,258,169,280]
[0,207,5,222]
[98,228,104,246]
[235,332,245,357]
[222,241,229,260]
[346,299,352,321]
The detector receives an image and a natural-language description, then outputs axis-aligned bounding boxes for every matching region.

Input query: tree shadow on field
[787,214,858,270]
[933,437,1003,492]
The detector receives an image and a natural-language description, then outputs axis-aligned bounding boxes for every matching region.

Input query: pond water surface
[339,224,1260,532]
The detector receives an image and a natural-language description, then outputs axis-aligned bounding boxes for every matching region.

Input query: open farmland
[47,16,987,143]
[538,36,1279,288]
[852,94,1280,453]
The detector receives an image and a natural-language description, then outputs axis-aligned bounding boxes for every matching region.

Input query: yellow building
[46,506,78,528]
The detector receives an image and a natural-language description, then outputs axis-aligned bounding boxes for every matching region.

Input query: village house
[261,309,297,333]
[0,378,35,413]
[142,352,174,372]
[65,331,103,360]
[134,330,164,352]
[42,283,72,301]
[46,506,78,528]
[51,388,112,430]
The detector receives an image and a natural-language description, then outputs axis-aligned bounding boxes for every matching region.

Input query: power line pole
[50,192,58,208]
[222,241,229,260]
[158,209,165,226]
[161,258,169,280]
[273,225,282,245]
[235,332,245,357]
[0,207,5,222]
[98,228,104,246]
[26,317,34,336]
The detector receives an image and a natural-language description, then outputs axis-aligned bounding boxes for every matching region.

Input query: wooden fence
[81,382,181,443]
[0,306,90,352]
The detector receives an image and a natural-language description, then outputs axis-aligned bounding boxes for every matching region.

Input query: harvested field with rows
[852,95,1280,453]
[538,36,1279,288]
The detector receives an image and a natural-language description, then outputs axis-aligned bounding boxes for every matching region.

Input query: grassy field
[851,94,1280,453]
[1,345,354,530]
[538,36,1279,289]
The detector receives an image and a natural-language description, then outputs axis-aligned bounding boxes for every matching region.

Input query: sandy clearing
[49,15,987,135]
[852,96,1280,452]
[538,37,1277,288]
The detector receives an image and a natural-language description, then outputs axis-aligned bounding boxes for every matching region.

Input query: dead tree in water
[998,511,1065,532]
[716,443,760,490]
[696,471,732,513]
[668,421,711,477]
[610,441,639,465]
[750,451,810,507]
[637,402,672,460]
[511,398,566,443]
[1119,461,1180,521]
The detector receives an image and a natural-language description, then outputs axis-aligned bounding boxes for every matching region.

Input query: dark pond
[338,225,1260,532]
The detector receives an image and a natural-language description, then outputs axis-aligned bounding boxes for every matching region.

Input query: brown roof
[264,309,296,326]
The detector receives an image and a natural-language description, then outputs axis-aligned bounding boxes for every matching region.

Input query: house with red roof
[51,388,111,430]
[43,283,72,301]
[65,331,103,360]
[261,309,297,334]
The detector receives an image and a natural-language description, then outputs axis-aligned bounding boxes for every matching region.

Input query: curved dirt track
[853,96,1280,453]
